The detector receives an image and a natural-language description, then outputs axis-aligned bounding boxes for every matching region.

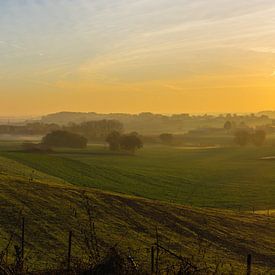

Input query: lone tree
[106,131,121,151]
[252,130,266,147]
[159,133,173,145]
[120,133,143,153]
[42,130,87,148]
[224,121,232,131]
[234,129,250,146]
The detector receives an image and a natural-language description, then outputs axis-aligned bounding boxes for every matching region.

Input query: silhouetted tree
[42,130,87,148]
[234,130,250,146]
[106,131,121,151]
[120,134,143,153]
[251,130,266,147]
[224,121,232,131]
[159,133,173,145]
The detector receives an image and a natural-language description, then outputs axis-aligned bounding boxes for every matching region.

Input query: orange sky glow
[1,1,275,116]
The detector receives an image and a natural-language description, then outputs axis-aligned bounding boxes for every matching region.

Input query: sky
[0,0,275,116]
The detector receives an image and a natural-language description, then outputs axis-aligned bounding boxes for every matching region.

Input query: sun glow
[0,1,275,115]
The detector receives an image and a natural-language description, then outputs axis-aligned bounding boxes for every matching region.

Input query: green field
[0,141,275,271]
[1,142,275,210]
[0,155,274,272]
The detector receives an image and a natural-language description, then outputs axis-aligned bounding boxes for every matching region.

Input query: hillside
[40,111,272,135]
[0,156,274,273]
[1,144,275,210]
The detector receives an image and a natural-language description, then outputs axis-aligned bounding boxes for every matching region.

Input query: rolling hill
[1,144,275,210]
[0,155,274,273]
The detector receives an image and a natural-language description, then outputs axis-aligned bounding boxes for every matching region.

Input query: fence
[0,217,257,274]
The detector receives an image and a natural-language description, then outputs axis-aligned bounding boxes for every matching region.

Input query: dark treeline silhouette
[42,130,88,148]
[39,111,272,134]
[106,131,143,153]
[0,122,60,135]
[234,129,266,147]
[0,120,123,141]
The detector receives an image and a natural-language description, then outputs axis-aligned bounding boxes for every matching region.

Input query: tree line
[224,121,267,146]
[22,130,143,154]
[0,120,123,141]
[234,129,266,147]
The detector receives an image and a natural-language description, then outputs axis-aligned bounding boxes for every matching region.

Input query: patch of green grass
[2,144,275,210]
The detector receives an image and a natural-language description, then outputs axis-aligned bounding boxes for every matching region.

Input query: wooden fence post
[247,254,252,275]
[156,227,159,275]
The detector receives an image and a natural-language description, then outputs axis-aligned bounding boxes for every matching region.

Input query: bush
[42,130,87,148]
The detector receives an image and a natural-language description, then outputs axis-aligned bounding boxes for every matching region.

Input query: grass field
[0,142,275,271]
[1,142,275,210]
[0,156,274,272]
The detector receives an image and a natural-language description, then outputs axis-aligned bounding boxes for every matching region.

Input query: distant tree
[224,121,232,131]
[251,130,266,147]
[159,133,173,144]
[226,113,232,118]
[234,129,250,146]
[42,130,87,148]
[106,131,121,151]
[120,133,143,153]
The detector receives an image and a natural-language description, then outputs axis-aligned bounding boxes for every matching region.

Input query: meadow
[0,153,275,272]
[1,141,275,211]
[0,140,275,272]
